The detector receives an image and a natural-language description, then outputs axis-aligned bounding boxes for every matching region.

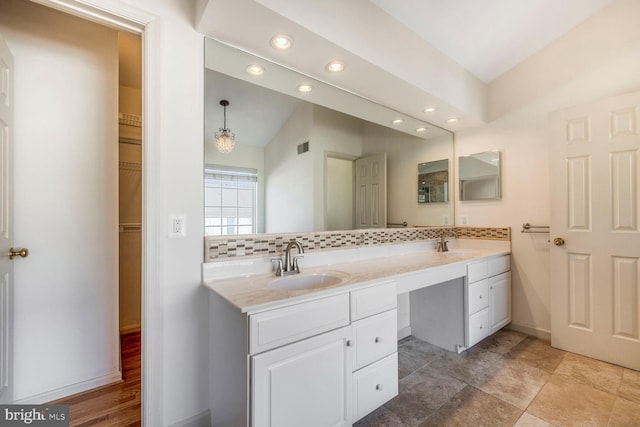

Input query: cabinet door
[489,271,511,334]
[252,326,352,427]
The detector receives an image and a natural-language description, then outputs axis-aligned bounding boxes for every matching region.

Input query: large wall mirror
[204,38,454,236]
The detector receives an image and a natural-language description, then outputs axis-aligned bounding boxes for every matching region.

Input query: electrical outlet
[169,215,186,237]
[442,215,449,225]
[460,215,468,225]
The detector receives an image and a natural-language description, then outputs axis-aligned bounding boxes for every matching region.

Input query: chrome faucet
[272,239,304,276]
[437,229,458,252]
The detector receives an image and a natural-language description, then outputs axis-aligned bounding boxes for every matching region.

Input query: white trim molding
[13,371,122,405]
[506,322,552,342]
[30,1,163,425]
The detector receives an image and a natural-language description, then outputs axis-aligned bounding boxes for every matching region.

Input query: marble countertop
[203,244,510,314]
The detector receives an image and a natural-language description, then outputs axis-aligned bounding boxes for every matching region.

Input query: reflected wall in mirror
[204,38,454,235]
[459,151,501,201]
[418,159,448,203]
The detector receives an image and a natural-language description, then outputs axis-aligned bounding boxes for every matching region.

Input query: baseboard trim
[14,371,122,404]
[120,324,141,335]
[397,325,412,340]
[169,410,211,427]
[506,322,551,341]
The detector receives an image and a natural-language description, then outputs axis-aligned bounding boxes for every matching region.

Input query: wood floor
[49,332,141,427]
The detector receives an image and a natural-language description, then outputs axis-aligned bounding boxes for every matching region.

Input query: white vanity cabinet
[465,255,511,347]
[209,281,399,427]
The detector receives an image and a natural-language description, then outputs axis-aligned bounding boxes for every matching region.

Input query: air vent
[297,141,309,154]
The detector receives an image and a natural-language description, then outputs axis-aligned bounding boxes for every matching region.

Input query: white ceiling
[371,0,613,83]
[197,0,616,132]
[205,69,302,147]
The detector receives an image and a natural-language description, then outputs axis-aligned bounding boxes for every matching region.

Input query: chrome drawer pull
[375,384,383,391]
[374,336,382,343]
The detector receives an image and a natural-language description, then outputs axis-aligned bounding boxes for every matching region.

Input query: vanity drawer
[488,255,510,277]
[351,281,397,321]
[467,261,488,283]
[468,279,489,315]
[249,293,350,354]
[353,309,397,371]
[353,352,398,422]
[467,307,489,347]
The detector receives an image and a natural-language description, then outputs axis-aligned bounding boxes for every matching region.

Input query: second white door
[550,90,640,370]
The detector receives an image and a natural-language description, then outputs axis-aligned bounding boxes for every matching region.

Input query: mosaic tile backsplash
[205,227,510,262]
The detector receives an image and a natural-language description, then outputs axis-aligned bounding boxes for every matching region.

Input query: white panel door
[2,4,120,401]
[550,91,640,370]
[0,34,13,404]
[355,153,387,229]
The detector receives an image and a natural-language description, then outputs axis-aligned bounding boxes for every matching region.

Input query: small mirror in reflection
[418,159,448,203]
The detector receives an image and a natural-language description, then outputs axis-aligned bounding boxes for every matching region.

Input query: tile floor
[355,330,640,426]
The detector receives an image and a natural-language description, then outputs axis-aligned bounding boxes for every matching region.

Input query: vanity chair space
[204,227,511,426]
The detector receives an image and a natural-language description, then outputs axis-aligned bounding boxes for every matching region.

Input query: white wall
[455,0,640,338]
[0,0,120,401]
[326,158,354,231]
[265,103,314,233]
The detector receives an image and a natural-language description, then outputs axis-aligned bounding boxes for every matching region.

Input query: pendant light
[214,99,235,154]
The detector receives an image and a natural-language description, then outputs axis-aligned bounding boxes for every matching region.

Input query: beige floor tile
[469,358,549,409]
[513,412,553,427]
[619,368,640,404]
[427,345,501,382]
[384,365,466,426]
[553,352,624,394]
[398,350,428,380]
[503,337,566,374]
[475,329,527,355]
[398,336,450,365]
[419,385,522,427]
[608,396,640,426]
[354,406,405,427]
[527,374,616,426]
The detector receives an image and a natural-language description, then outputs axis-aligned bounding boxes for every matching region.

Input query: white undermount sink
[266,271,350,291]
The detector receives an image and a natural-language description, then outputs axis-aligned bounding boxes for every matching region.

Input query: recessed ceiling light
[415,127,428,132]
[245,64,264,76]
[392,119,404,125]
[296,84,313,93]
[271,34,293,50]
[446,117,459,124]
[325,61,345,72]
[423,106,437,113]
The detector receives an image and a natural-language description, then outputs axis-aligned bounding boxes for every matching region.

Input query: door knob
[553,238,565,246]
[8,247,29,260]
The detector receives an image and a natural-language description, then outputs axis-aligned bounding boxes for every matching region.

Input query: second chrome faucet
[272,239,305,276]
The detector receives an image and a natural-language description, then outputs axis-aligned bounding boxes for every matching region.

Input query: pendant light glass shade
[214,100,235,154]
